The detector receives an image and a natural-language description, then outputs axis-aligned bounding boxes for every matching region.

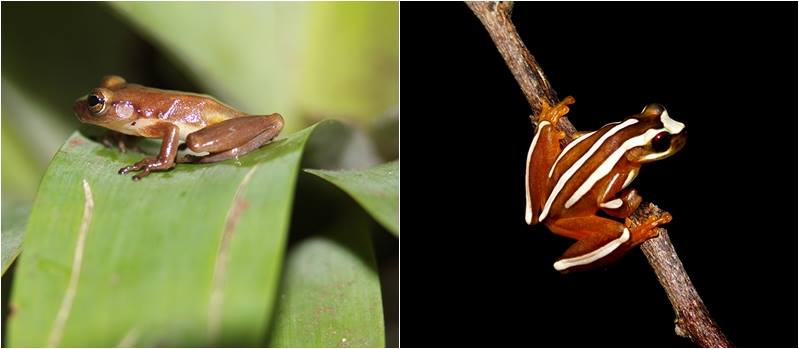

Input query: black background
[400,2,797,347]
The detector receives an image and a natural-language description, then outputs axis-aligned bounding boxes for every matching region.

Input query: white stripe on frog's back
[525,121,551,224]
[118,118,202,141]
[538,119,639,222]
[565,127,665,208]
[547,130,598,178]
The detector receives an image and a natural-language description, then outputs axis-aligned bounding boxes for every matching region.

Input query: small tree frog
[73,75,283,180]
[525,97,686,272]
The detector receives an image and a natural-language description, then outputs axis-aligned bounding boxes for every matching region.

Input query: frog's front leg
[118,123,180,180]
[600,187,642,219]
[182,113,283,163]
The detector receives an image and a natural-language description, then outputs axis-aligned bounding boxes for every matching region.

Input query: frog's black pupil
[652,132,671,152]
[88,95,102,108]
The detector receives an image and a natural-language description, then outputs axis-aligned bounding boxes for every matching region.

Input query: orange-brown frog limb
[525,96,686,272]
[73,75,283,180]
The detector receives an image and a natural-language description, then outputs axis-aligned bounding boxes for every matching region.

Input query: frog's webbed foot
[119,157,176,181]
[625,212,672,244]
[101,132,143,154]
[537,96,575,126]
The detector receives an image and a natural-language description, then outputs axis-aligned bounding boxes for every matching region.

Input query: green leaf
[111,2,398,132]
[268,210,384,347]
[2,202,30,275]
[305,161,399,236]
[8,124,318,347]
[298,3,399,123]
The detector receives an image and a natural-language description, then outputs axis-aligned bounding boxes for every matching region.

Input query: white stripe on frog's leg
[660,110,685,134]
[565,128,661,208]
[600,198,623,209]
[539,119,639,221]
[600,173,621,202]
[553,227,630,271]
[622,168,638,189]
[547,130,598,178]
[525,121,551,225]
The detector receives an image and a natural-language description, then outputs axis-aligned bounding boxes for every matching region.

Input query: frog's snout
[73,97,88,121]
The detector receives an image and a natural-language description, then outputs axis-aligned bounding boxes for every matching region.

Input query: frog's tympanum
[74,75,283,180]
[525,97,686,272]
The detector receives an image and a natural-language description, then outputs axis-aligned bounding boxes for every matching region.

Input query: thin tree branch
[466,1,577,143]
[466,2,732,347]
[634,205,732,347]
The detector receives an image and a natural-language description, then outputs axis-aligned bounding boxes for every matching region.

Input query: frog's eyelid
[660,110,685,134]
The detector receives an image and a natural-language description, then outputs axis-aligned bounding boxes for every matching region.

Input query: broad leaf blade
[298,2,399,123]
[269,211,384,347]
[305,161,399,236]
[8,125,317,347]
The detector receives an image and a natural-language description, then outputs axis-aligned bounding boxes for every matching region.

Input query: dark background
[400,2,797,347]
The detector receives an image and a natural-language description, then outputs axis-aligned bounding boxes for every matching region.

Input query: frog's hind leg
[548,216,632,273]
[548,213,672,272]
[182,113,283,163]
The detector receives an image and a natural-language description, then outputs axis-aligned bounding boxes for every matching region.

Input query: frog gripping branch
[467,1,731,347]
[525,97,686,272]
[73,75,284,180]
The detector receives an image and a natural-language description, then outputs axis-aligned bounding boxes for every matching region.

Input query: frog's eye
[651,131,671,152]
[87,89,108,116]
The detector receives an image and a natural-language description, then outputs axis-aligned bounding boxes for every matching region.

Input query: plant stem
[466,2,732,347]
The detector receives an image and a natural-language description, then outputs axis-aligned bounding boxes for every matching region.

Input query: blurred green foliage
[2,2,397,347]
[2,1,398,204]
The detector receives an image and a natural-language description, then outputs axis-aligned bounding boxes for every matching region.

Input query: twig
[466,2,732,347]
[634,205,732,347]
[466,1,577,144]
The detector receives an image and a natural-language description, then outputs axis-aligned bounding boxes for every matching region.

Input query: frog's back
[114,84,245,126]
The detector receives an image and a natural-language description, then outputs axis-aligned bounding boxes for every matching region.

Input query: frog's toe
[131,170,150,181]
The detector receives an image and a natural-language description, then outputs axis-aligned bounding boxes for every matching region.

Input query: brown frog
[73,75,283,180]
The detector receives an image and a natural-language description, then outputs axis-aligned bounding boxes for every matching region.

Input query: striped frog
[525,97,686,272]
